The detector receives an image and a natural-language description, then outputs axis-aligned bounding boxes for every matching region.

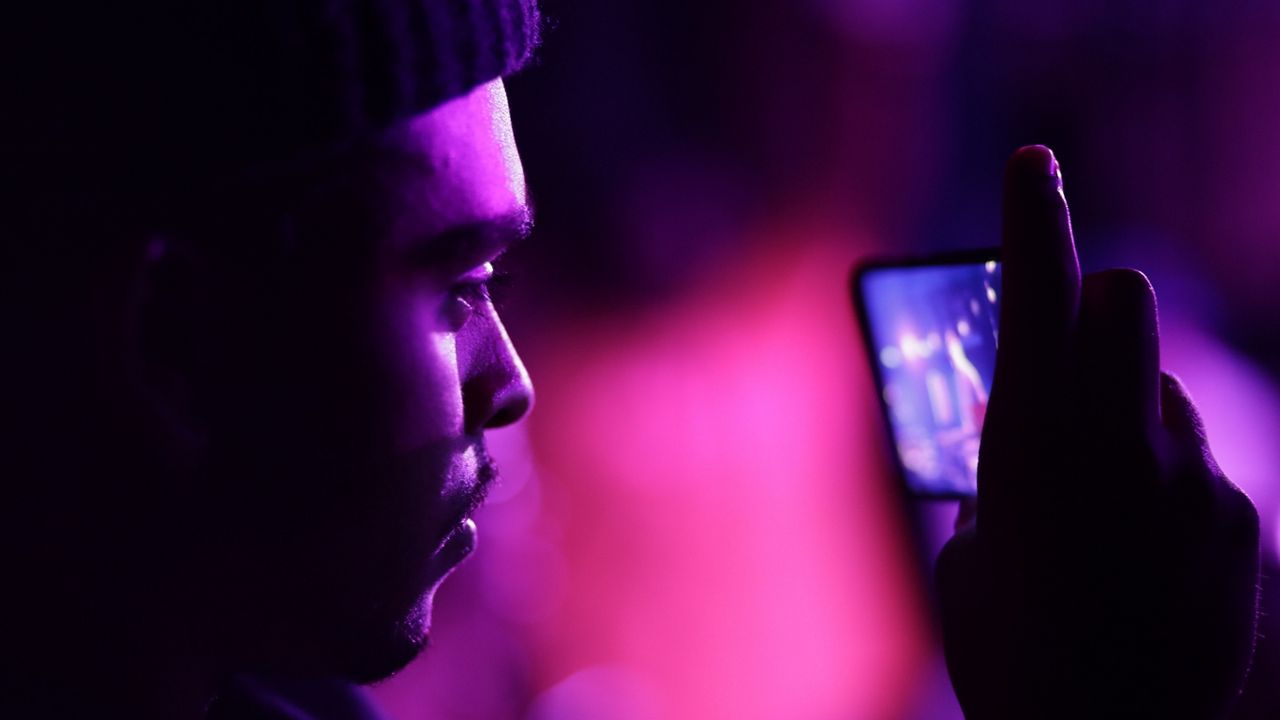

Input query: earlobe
[133,234,210,453]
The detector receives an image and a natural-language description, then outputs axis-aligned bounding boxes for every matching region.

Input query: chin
[231,532,447,685]
[332,589,438,685]
[210,435,477,685]
[338,630,430,686]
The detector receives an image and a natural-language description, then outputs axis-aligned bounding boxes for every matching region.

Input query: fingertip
[1160,371,1191,411]
[1160,370,1187,396]
[1162,371,1236,514]
[1081,268,1159,325]
[1006,145,1062,185]
[1098,267,1155,298]
[1078,269,1162,431]
[1001,144,1073,250]
[1161,370,1214,454]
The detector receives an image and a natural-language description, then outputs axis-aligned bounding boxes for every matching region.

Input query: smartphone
[852,250,1002,498]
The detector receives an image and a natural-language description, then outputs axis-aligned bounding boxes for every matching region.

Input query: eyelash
[443,267,512,331]
[455,279,492,307]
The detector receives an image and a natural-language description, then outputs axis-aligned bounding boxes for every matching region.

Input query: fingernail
[1013,145,1061,186]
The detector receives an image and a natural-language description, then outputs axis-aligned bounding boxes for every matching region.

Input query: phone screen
[856,256,1001,496]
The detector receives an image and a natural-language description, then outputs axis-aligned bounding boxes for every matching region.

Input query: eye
[443,282,489,331]
[441,263,495,332]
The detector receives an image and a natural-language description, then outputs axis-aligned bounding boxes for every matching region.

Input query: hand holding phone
[924,147,1258,719]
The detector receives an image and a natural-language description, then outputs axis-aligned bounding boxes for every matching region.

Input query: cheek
[374,288,466,453]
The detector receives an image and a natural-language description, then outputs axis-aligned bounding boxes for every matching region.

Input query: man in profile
[0,2,1260,719]
[4,3,537,718]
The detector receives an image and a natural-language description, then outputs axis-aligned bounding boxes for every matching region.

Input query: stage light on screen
[861,260,1002,495]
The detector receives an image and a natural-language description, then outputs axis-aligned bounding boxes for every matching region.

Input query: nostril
[465,374,534,433]
[488,394,531,429]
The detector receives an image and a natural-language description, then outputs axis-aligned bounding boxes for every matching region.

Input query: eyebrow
[406,206,534,279]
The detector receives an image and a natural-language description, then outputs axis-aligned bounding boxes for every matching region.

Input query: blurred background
[370,1,1280,717]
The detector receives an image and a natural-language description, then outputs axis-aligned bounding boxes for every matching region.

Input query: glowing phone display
[855,254,1001,497]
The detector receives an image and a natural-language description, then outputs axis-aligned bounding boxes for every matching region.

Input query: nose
[460,306,534,433]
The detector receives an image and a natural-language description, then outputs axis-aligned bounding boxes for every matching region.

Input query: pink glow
[517,228,928,719]
[1161,321,1280,553]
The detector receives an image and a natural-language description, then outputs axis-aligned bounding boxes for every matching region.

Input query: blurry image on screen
[862,261,1001,495]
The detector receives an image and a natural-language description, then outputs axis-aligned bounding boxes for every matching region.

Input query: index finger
[979,147,1081,511]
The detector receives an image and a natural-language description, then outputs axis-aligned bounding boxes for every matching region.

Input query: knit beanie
[0,1,541,198]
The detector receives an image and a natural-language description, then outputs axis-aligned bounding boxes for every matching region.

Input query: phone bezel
[850,248,1001,500]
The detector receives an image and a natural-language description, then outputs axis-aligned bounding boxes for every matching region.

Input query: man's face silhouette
[172,78,534,682]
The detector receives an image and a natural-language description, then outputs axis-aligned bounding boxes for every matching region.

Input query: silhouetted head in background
[1,3,538,716]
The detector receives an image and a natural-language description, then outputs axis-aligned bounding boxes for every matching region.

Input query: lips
[421,516,480,589]
[425,441,497,578]
[436,517,478,567]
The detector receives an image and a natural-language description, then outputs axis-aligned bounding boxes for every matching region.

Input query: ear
[132,234,211,453]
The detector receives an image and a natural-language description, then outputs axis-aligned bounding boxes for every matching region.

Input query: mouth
[433,517,479,569]
[422,515,480,588]
[425,441,498,579]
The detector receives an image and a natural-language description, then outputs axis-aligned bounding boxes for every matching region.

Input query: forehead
[381,78,527,244]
